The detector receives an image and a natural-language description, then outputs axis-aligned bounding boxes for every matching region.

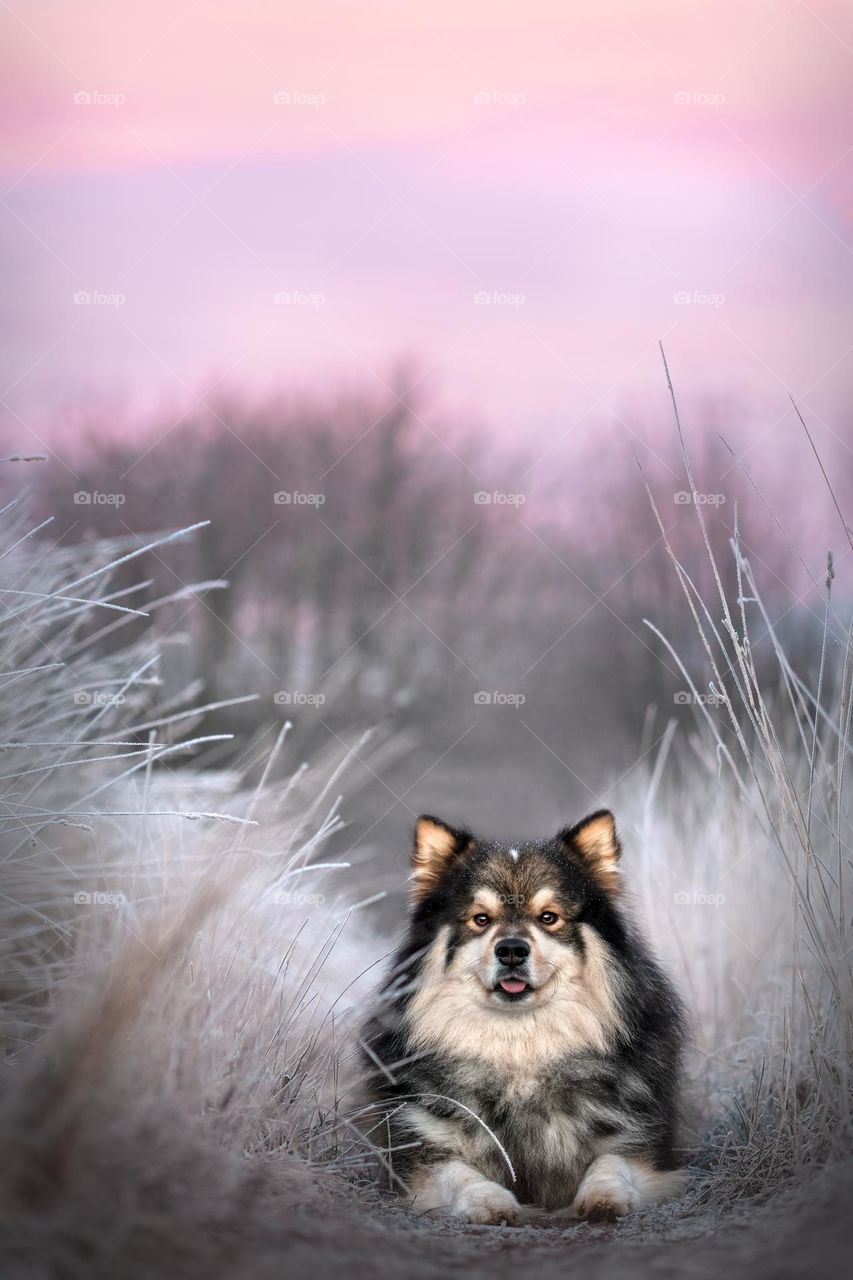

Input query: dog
[360,809,685,1223]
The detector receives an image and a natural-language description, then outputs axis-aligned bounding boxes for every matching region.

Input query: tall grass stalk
[639,349,852,1195]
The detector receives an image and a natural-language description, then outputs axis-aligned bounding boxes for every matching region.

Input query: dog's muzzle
[493,936,532,999]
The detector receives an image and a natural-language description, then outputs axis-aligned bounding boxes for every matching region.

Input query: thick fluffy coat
[360,810,685,1223]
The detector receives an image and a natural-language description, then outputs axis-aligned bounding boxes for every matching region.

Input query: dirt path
[6,1137,849,1278]
[280,1162,851,1280]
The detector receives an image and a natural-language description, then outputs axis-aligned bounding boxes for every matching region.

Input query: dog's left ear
[411,815,471,899]
[558,809,621,894]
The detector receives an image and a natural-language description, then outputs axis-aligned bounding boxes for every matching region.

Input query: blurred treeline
[2,378,826,828]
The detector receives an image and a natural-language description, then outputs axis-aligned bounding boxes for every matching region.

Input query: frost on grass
[0,437,851,1279]
[0,498,383,1276]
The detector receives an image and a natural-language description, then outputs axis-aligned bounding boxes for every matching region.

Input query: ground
[12,1158,846,1280]
[281,1161,852,1280]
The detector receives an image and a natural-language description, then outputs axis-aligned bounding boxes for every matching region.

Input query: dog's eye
[539,911,560,926]
[471,912,491,928]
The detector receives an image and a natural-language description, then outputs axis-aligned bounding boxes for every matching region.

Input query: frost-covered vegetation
[1,385,851,1277]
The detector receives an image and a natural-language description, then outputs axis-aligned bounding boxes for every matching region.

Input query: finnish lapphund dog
[360,810,685,1223]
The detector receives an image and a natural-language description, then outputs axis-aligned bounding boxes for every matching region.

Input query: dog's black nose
[494,937,530,967]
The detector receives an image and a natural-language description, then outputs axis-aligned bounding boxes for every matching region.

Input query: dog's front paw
[451,1180,523,1225]
[572,1169,641,1222]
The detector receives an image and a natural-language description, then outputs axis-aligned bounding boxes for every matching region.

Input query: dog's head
[405,810,624,1015]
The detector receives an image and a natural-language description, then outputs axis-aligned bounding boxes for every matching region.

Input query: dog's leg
[410,1159,524,1224]
[572,1154,684,1221]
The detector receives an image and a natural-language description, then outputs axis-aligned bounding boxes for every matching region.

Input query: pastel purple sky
[2,0,853,451]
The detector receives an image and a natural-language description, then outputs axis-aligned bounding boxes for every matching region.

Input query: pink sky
[2,0,853,456]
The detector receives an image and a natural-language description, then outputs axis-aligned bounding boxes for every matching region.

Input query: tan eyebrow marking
[530,887,560,914]
[470,888,502,915]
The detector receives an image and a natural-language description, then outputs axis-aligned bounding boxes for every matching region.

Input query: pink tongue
[499,978,527,994]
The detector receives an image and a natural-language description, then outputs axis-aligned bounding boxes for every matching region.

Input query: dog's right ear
[410,815,470,899]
